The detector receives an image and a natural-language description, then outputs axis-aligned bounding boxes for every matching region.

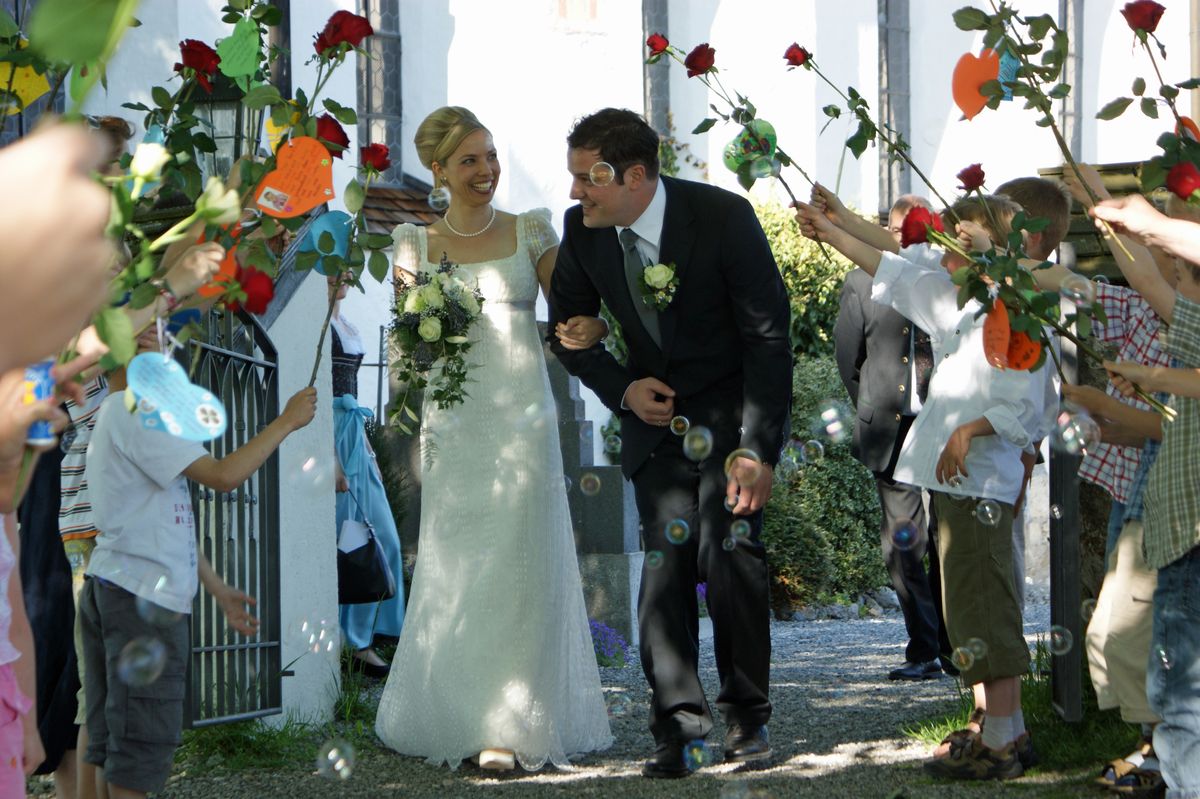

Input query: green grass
[904,638,1141,774]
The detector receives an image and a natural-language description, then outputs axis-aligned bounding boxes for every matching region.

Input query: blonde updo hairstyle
[413,106,490,184]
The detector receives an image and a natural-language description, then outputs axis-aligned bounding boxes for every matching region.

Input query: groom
[549,108,792,778]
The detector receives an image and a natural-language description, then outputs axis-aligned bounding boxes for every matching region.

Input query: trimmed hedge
[763,356,888,608]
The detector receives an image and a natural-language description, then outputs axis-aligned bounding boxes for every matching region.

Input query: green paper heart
[217,18,260,79]
[722,120,777,173]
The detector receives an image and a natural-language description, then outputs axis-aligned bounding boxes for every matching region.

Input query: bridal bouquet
[389,254,484,435]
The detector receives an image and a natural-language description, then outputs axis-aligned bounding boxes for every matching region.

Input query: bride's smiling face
[437,130,500,206]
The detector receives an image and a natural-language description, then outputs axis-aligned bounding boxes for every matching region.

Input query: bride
[375,106,614,771]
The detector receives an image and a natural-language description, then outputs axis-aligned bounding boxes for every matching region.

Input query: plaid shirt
[1144,294,1200,570]
[1078,283,1169,503]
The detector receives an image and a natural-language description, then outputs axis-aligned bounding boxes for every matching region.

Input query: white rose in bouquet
[644,263,674,290]
[417,316,442,342]
[420,283,445,309]
[463,293,481,316]
[403,289,426,314]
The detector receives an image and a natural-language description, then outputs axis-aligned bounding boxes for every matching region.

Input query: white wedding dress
[376,209,613,770]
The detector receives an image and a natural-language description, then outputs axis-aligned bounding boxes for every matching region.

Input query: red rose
[316,114,349,158]
[360,143,391,171]
[683,43,716,78]
[314,10,374,55]
[647,33,669,56]
[1120,1,1166,33]
[174,39,220,93]
[231,266,274,315]
[956,163,986,192]
[1166,161,1200,200]
[900,206,945,248]
[783,43,810,68]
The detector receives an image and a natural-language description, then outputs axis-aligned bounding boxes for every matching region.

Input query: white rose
[643,263,674,290]
[196,177,241,225]
[417,316,442,342]
[129,142,171,182]
[463,293,480,316]
[420,284,445,309]
[403,290,426,314]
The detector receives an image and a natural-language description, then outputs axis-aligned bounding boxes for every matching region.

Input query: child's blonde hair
[942,195,1024,248]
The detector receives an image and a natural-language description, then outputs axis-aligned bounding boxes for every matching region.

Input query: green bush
[762,356,887,607]
[754,201,856,359]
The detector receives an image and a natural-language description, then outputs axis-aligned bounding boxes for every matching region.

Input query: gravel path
[42,601,1100,798]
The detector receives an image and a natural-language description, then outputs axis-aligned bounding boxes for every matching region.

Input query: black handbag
[336,488,397,605]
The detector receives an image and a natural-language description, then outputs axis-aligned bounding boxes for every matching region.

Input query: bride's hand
[555,316,609,350]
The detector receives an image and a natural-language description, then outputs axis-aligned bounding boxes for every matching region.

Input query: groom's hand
[727,459,774,515]
[623,377,675,426]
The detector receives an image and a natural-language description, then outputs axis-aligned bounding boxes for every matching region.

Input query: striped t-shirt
[59,377,109,540]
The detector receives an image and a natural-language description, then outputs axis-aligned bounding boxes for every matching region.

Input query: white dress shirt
[872,248,1058,505]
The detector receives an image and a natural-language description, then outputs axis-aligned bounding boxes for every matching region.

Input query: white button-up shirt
[872,246,1058,505]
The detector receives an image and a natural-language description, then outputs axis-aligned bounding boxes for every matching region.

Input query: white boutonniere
[640,262,679,311]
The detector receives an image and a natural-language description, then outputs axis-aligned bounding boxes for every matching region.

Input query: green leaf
[1095,97,1133,121]
[364,233,392,249]
[317,231,335,255]
[344,179,365,214]
[1141,97,1159,119]
[334,105,357,125]
[151,85,173,109]
[822,104,841,119]
[1140,157,1168,192]
[1026,13,1055,40]
[1133,77,1146,96]
[242,83,282,109]
[1047,82,1071,99]
[1075,313,1092,339]
[735,160,757,191]
[0,8,19,37]
[29,0,130,65]
[294,250,319,272]
[128,282,158,310]
[692,118,716,135]
[952,7,990,31]
[254,4,282,25]
[368,249,389,283]
[1160,84,1180,101]
[1176,77,1200,90]
[94,306,135,366]
[1023,215,1050,233]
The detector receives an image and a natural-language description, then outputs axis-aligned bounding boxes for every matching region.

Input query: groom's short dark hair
[568,108,660,183]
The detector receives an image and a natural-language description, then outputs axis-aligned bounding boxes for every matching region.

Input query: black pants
[875,416,950,665]
[632,434,772,745]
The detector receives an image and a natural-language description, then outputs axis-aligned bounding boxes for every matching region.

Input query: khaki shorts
[63,537,96,726]
[934,493,1030,685]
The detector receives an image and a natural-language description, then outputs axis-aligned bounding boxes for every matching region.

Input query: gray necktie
[619,228,661,346]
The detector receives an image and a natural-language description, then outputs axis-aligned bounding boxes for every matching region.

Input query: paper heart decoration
[299,211,353,275]
[196,223,242,299]
[254,136,334,218]
[952,49,1000,121]
[217,18,261,79]
[264,102,300,152]
[998,50,1019,101]
[0,41,50,116]
[127,353,227,441]
[983,301,1042,370]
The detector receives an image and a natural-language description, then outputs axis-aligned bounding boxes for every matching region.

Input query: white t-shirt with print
[85,392,208,614]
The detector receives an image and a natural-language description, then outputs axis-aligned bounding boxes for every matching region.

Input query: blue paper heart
[127,353,227,441]
[998,50,1018,101]
[299,211,353,275]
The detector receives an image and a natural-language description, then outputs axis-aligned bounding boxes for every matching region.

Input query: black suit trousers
[631,432,772,745]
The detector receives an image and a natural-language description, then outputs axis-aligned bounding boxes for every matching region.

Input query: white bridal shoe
[477,748,516,771]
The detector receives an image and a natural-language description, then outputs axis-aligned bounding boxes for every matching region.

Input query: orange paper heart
[254,136,334,218]
[952,49,1000,121]
[1006,329,1042,370]
[196,224,241,299]
[983,300,1011,369]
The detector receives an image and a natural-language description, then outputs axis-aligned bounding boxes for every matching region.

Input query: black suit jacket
[549,176,792,479]
[833,267,918,474]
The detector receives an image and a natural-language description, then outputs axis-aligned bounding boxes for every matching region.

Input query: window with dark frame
[358,0,402,185]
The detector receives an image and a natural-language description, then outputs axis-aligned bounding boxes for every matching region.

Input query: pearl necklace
[442,206,497,238]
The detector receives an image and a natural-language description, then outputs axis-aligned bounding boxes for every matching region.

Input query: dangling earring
[428,176,450,212]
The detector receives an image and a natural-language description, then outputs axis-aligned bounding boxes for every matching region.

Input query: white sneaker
[478,748,515,771]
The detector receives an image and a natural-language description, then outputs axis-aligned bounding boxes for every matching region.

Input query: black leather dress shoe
[939,654,961,677]
[641,741,691,779]
[888,659,943,681]
[724,725,771,763]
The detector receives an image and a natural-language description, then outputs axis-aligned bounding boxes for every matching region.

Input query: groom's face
[567,147,641,229]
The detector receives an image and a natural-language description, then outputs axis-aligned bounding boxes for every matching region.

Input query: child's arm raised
[184,387,317,493]
[809,183,901,254]
[794,201,885,275]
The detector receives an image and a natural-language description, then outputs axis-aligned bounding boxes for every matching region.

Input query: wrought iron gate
[186,309,282,727]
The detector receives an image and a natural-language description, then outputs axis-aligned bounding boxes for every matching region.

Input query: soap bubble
[974,499,1002,527]
[670,415,691,436]
[604,435,622,455]
[579,472,602,496]
[563,476,573,493]
[683,739,712,770]
[117,637,167,687]
[426,186,450,212]
[749,156,780,179]
[722,537,738,552]
[730,519,752,540]
[300,455,335,491]
[135,575,184,626]
[966,637,989,659]
[645,551,664,570]
[1060,273,1096,306]
[683,426,714,461]
[950,646,975,671]
[605,693,633,718]
[316,739,355,780]
[723,448,763,481]
[1050,504,1063,520]
[1052,404,1101,456]
[1081,599,1097,623]
[665,519,691,545]
[1156,645,1173,671]
[1049,625,1074,655]
[801,439,825,463]
[292,617,338,656]
[723,495,738,512]
[815,400,852,444]
[891,519,923,552]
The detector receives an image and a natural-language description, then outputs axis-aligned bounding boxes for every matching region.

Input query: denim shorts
[1148,544,1200,799]
[79,577,190,794]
